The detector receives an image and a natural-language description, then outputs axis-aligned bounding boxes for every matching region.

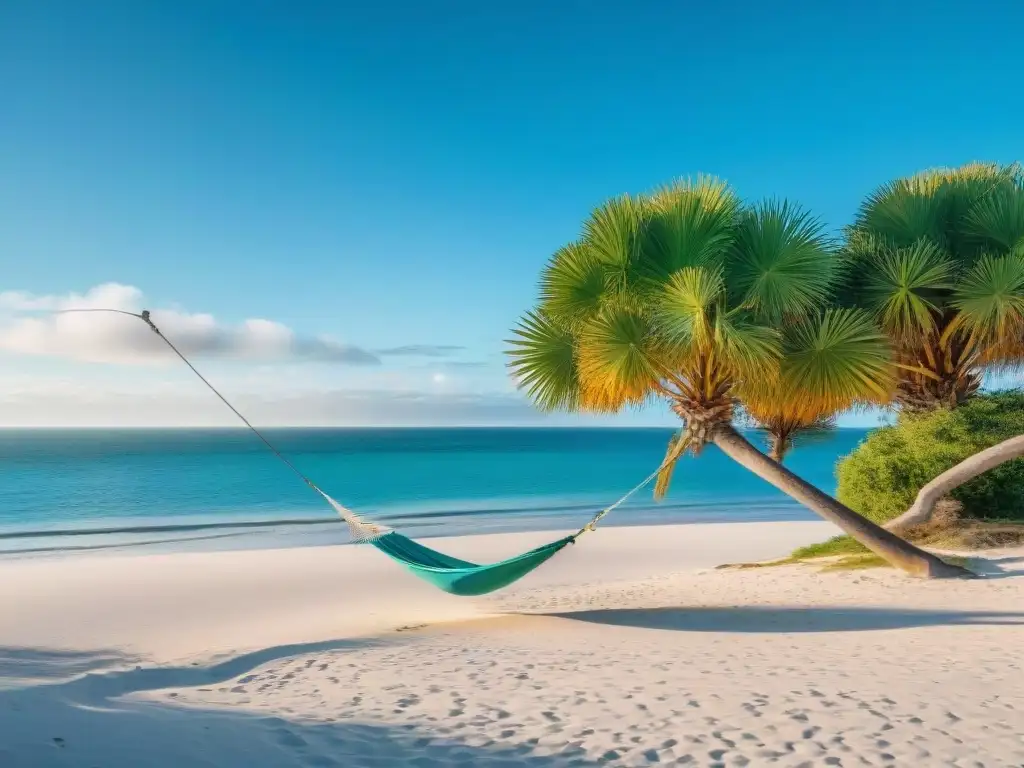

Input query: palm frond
[576,305,665,411]
[653,430,691,501]
[730,199,837,322]
[580,195,649,305]
[952,253,1024,360]
[853,162,1020,260]
[647,174,737,215]
[834,229,886,308]
[853,178,950,250]
[965,185,1024,253]
[741,309,894,429]
[713,311,782,383]
[643,176,739,280]
[656,266,725,352]
[539,242,608,326]
[783,308,895,408]
[506,310,581,411]
[861,240,953,341]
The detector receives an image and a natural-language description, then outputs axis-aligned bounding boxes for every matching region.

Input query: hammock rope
[53,307,670,593]
[56,308,386,541]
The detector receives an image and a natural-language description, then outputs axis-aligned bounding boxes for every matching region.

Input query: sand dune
[1,521,1022,767]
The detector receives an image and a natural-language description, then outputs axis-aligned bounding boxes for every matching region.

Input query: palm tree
[842,162,1024,411]
[507,177,971,578]
[841,162,1024,529]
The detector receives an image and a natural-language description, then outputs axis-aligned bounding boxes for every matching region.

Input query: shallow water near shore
[0,427,870,556]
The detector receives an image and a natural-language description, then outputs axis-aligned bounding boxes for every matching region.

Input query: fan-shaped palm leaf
[742,309,894,459]
[656,265,725,352]
[576,305,665,411]
[844,163,1024,412]
[539,242,608,326]
[965,185,1024,253]
[779,308,894,412]
[712,311,782,385]
[854,178,951,250]
[952,253,1024,361]
[580,195,649,305]
[643,176,738,280]
[506,310,581,412]
[862,240,953,342]
[730,200,837,322]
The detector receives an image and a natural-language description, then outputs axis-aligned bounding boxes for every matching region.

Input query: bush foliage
[836,391,1024,523]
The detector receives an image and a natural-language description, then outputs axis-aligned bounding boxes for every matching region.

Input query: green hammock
[312,489,591,595]
[63,308,662,596]
[370,531,577,596]
[314,476,654,595]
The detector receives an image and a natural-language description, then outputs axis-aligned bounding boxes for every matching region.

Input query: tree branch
[886,434,1024,532]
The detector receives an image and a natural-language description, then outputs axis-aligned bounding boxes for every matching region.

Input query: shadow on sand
[542,605,1024,633]
[1,637,396,698]
[0,641,602,768]
[967,554,1024,579]
[0,688,602,767]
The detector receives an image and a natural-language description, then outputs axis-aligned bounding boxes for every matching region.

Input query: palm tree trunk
[886,434,1024,533]
[711,424,973,579]
[766,432,789,464]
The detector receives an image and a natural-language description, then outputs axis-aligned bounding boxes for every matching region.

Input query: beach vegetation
[837,391,1024,524]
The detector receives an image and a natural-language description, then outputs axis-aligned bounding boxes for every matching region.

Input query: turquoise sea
[0,428,870,557]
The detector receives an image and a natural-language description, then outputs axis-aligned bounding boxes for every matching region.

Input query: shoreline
[0,505,816,560]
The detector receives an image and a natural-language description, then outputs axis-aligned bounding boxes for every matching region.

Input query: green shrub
[836,391,1024,523]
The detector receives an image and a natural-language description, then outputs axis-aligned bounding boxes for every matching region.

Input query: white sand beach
[1,520,1022,767]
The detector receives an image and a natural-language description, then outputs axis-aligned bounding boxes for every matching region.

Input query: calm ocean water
[0,427,870,557]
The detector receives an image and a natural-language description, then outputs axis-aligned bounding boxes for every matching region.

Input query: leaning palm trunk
[886,434,1024,533]
[711,424,973,578]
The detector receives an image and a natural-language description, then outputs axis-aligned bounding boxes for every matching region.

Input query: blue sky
[1,1,1021,426]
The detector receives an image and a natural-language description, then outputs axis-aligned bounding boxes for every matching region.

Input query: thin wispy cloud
[376,344,466,357]
[439,361,489,369]
[0,385,588,428]
[0,283,380,366]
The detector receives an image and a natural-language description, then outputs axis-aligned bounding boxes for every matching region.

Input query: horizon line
[0,424,880,431]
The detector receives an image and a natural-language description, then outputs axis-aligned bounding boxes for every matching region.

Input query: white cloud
[0,283,380,366]
[0,290,66,311]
